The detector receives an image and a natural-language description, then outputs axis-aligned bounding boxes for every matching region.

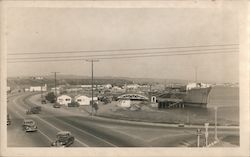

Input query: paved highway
[7,92,239,147]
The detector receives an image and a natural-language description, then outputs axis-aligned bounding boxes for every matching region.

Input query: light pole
[86,59,99,116]
[51,72,59,102]
[204,123,209,147]
[214,106,218,141]
[196,128,202,147]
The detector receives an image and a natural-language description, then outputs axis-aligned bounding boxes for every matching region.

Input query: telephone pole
[51,72,59,102]
[214,106,218,141]
[85,59,99,116]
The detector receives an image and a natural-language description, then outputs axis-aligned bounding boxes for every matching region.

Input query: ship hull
[183,87,212,107]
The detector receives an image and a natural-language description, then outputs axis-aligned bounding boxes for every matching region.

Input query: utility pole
[51,72,59,102]
[149,84,152,102]
[41,84,43,98]
[196,128,202,147]
[214,106,218,141]
[86,59,99,116]
[204,123,209,147]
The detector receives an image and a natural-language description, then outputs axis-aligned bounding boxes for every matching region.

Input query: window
[77,99,81,102]
[65,98,71,101]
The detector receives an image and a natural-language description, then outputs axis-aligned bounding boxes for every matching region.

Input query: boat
[153,83,212,108]
[183,83,212,107]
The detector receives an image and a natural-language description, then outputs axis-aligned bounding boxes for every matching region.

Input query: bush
[45,92,56,103]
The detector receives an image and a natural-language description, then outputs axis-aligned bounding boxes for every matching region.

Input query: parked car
[67,101,79,107]
[51,131,75,147]
[178,123,185,127]
[7,114,11,125]
[41,99,47,104]
[26,106,42,114]
[22,119,38,132]
[53,103,61,108]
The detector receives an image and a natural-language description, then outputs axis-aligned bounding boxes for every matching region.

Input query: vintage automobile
[53,102,61,108]
[22,119,38,132]
[7,114,11,125]
[51,131,75,147]
[26,106,42,114]
[67,101,79,107]
[178,123,185,127]
[41,99,47,104]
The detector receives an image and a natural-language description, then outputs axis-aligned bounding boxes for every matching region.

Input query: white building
[75,95,98,106]
[51,87,61,94]
[80,85,92,88]
[186,83,210,90]
[117,100,131,108]
[57,95,72,106]
[7,86,11,92]
[125,84,139,90]
[30,84,47,92]
[104,84,112,89]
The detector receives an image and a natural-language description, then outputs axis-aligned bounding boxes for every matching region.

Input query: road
[7,92,239,147]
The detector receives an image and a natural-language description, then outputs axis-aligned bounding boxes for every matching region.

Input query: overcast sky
[6,8,239,83]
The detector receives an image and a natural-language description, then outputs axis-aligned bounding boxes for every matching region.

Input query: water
[169,86,239,125]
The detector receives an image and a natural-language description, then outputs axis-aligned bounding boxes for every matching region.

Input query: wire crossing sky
[6,8,239,83]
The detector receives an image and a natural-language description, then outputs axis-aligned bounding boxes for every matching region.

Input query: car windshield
[57,134,69,141]
[24,121,35,126]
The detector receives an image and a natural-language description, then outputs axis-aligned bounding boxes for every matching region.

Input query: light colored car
[51,131,75,147]
[178,123,185,127]
[22,119,38,132]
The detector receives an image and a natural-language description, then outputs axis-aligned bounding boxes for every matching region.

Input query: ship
[152,82,212,108]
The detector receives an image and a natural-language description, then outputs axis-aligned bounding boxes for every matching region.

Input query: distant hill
[7,74,205,89]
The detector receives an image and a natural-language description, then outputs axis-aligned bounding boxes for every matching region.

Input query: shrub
[45,92,56,103]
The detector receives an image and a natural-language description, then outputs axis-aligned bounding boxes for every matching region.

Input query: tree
[45,92,56,103]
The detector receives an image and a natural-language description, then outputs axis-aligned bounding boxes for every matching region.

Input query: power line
[7,47,238,60]
[7,43,238,56]
[7,50,237,63]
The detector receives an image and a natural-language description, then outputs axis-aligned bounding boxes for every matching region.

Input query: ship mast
[194,66,198,83]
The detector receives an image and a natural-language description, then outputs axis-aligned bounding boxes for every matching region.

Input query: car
[26,106,42,114]
[51,131,75,147]
[67,101,79,107]
[22,119,38,132]
[178,123,185,127]
[53,103,61,108]
[41,99,47,104]
[7,114,11,125]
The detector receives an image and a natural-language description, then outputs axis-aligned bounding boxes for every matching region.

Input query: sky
[6,8,239,83]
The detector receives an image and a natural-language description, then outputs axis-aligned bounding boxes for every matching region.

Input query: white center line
[56,118,117,147]
[12,94,89,147]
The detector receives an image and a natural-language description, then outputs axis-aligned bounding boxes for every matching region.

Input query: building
[7,86,11,92]
[125,84,139,90]
[57,95,72,106]
[31,76,44,80]
[117,94,149,101]
[51,87,61,94]
[30,84,47,92]
[75,95,98,106]
[104,84,112,89]
[117,100,131,108]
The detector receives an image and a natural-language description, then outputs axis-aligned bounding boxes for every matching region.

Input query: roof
[57,131,71,135]
[57,95,72,98]
[74,95,90,99]
[24,119,35,123]
[157,98,183,102]
[118,93,149,100]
